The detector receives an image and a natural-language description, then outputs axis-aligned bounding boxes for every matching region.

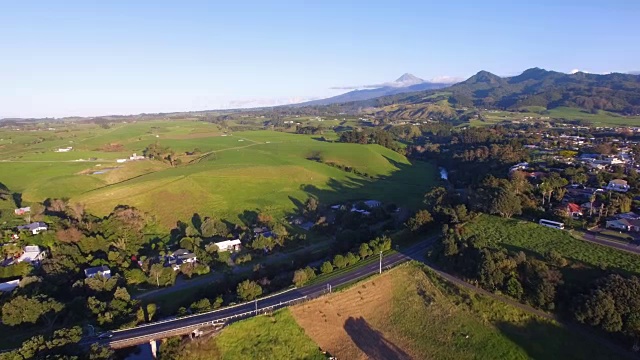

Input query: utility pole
[254,299,258,314]
[379,251,383,274]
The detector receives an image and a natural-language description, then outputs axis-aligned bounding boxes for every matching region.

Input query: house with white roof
[213,239,241,252]
[606,179,630,193]
[84,265,111,279]
[13,245,46,265]
[0,280,19,293]
[17,222,48,235]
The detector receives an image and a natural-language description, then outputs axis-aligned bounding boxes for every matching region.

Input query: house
[0,279,19,293]
[606,179,630,193]
[350,207,371,216]
[129,153,145,161]
[173,249,197,263]
[566,203,583,219]
[509,162,529,172]
[165,249,197,270]
[17,222,48,235]
[14,207,31,215]
[363,200,382,208]
[3,245,47,266]
[253,227,274,238]
[214,239,241,252]
[606,218,633,231]
[84,265,111,279]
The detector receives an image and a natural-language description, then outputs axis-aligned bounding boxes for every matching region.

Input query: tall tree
[236,280,262,301]
[2,295,64,328]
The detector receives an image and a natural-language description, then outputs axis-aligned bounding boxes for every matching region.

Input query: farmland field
[546,107,640,126]
[462,214,640,276]
[0,120,438,228]
[175,263,624,359]
[288,263,623,360]
[476,106,640,127]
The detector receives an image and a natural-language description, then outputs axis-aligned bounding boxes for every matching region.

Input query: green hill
[0,123,438,229]
[327,68,640,119]
[72,131,437,227]
[175,264,629,360]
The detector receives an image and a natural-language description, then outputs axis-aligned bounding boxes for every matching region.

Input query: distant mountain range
[328,68,640,116]
[296,73,453,106]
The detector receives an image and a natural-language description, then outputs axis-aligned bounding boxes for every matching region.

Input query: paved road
[578,230,640,255]
[85,239,434,347]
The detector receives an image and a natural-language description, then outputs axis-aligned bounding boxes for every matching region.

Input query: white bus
[539,219,565,230]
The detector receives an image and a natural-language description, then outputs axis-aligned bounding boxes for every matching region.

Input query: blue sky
[1,0,639,118]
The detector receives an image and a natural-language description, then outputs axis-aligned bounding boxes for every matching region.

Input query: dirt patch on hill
[100,143,124,152]
[290,270,416,360]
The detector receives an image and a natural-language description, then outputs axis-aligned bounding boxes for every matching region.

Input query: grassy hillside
[462,214,640,276]
[289,264,624,359]
[176,264,625,359]
[0,122,438,228]
[546,107,640,126]
[177,310,325,360]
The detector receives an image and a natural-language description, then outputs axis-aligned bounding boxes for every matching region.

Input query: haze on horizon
[1,0,639,118]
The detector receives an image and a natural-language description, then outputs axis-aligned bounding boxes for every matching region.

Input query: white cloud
[330,74,460,90]
[223,96,318,109]
[429,76,464,83]
[330,82,400,90]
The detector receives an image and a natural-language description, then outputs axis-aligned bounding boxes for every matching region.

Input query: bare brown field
[290,269,415,360]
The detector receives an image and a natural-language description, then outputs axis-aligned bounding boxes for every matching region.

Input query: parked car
[98,331,113,339]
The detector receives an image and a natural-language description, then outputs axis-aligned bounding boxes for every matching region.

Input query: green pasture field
[546,107,640,126]
[463,215,640,279]
[476,106,640,127]
[0,121,438,228]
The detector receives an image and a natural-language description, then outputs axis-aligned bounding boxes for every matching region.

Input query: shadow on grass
[343,316,411,360]
[500,243,635,285]
[495,319,632,360]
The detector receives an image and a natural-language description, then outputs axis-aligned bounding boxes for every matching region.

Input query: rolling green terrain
[463,214,640,276]
[391,264,624,360]
[546,107,640,126]
[178,264,626,359]
[0,121,437,228]
[323,68,640,127]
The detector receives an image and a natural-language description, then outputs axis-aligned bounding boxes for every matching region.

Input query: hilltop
[298,73,451,106]
[322,68,640,122]
[447,68,640,113]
